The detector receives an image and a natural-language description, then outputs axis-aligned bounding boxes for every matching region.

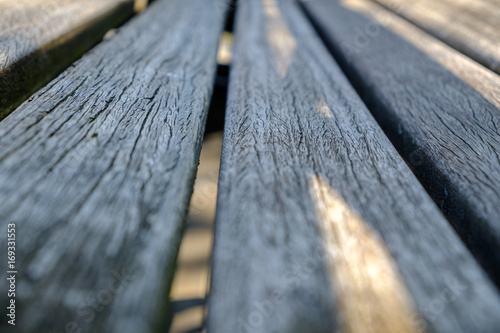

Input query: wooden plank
[208,0,500,332]
[368,0,500,74]
[336,0,500,109]
[0,0,226,332]
[302,0,500,288]
[0,0,136,120]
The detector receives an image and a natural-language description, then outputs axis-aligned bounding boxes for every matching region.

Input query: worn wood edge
[0,0,136,120]
[154,178,198,333]
[300,0,500,288]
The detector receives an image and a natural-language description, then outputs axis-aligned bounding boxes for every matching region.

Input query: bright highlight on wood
[209,1,500,332]
[262,0,296,77]
[311,175,421,333]
[302,0,500,288]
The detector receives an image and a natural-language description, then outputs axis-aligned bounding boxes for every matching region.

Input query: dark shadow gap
[205,64,229,136]
[167,1,237,332]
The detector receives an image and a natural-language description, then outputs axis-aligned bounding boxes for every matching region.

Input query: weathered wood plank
[208,0,500,332]
[0,0,136,120]
[302,0,500,288]
[368,0,500,74]
[0,0,226,332]
[334,0,500,109]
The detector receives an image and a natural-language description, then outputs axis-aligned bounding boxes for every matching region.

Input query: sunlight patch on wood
[315,99,333,118]
[310,175,422,333]
[262,0,296,78]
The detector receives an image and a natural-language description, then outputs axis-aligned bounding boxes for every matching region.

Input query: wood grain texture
[368,0,500,74]
[331,0,500,109]
[302,0,500,288]
[0,0,136,120]
[208,0,500,332]
[0,0,226,332]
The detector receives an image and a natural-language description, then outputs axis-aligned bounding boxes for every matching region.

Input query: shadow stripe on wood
[0,0,137,120]
[369,0,500,74]
[208,0,500,332]
[301,0,500,289]
[0,0,227,332]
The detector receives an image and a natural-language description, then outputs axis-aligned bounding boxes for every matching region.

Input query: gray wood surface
[0,0,136,120]
[208,0,500,332]
[0,0,226,332]
[331,0,500,109]
[369,0,500,74]
[302,0,500,288]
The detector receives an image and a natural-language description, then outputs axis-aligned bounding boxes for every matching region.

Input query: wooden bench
[1,0,500,332]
